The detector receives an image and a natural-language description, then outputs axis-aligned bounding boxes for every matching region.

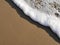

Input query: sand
[0,0,60,45]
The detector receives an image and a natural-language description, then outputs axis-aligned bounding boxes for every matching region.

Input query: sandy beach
[0,0,60,45]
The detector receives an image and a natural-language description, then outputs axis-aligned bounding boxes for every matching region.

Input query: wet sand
[0,0,60,45]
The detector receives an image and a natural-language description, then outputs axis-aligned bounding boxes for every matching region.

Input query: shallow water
[25,0,60,17]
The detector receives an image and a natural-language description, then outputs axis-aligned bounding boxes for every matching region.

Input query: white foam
[12,0,60,38]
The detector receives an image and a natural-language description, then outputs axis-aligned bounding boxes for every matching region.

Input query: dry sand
[0,0,60,45]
